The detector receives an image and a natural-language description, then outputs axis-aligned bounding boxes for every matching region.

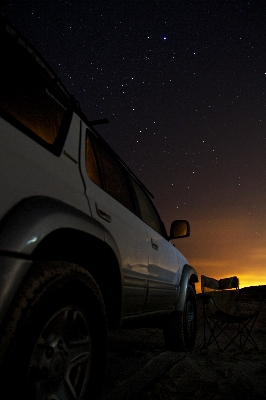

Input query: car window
[86,134,101,187]
[0,21,70,153]
[130,178,164,236]
[86,132,135,213]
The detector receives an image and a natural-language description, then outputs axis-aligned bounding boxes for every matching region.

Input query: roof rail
[88,118,109,126]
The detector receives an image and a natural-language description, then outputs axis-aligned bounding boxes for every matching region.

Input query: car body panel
[143,224,182,312]
[0,113,89,223]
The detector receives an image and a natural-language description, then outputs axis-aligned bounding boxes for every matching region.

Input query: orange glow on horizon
[170,212,266,295]
[190,257,266,293]
[194,274,266,294]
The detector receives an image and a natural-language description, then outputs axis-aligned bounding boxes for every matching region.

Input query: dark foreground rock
[101,290,266,400]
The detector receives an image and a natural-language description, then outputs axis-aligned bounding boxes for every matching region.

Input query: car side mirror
[169,220,190,239]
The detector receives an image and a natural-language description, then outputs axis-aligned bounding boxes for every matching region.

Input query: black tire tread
[0,261,107,399]
[163,284,197,352]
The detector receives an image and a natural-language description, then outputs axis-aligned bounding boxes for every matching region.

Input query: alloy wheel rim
[27,306,91,399]
[186,300,195,338]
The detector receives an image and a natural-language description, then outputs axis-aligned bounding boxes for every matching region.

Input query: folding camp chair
[201,275,262,351]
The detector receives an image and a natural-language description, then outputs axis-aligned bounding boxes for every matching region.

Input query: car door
[130,178,182,312]
[144,224,183,311]
[79,123,149,315]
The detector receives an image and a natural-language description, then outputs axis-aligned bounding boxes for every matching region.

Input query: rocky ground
[101,287,266,400]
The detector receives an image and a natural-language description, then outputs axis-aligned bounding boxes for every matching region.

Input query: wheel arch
[176,264,198,312]
[32,228,123,329]
[0,196,123,329]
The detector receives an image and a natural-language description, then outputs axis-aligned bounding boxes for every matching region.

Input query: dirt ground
[101,287,266,400]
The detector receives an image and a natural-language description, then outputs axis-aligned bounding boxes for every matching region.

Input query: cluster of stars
[3,1,265,218]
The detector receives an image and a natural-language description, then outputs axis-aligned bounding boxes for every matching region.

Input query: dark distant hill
[240,285,266,301]
[240,285,266,294]
[197,285,266,300]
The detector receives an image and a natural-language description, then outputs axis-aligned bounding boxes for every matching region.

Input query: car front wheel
[163,284,197,351]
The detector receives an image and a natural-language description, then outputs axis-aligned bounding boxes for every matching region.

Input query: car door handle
[96,203,111,222]
[151,238,158,250]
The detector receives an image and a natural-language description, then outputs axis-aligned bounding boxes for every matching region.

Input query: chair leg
[204,315,224,351]
[203,316,259,351]
[238,315,260,349]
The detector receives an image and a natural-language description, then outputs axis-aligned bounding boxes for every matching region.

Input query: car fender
[0,195,122,325]
[175,264,198,312]
[0,196,120,256]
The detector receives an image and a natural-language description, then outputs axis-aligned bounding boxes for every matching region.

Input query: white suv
[0,14,198,399]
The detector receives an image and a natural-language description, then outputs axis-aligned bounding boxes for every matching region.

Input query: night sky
[2,1,266,290]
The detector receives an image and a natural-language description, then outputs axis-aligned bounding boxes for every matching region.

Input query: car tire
[163,284,197,351]
[0,261,107,399]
